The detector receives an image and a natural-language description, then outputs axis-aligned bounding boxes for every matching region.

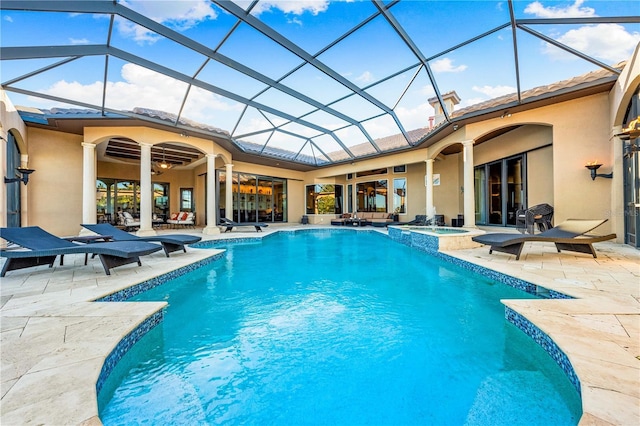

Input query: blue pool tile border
[94,252,224,396]
[506,306,581,396]
[95,309,163,395]
[388,226,580,397]
[97,228,581,407]
[94,253,224,302]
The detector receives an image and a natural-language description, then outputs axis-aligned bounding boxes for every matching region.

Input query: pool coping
[1,226,637,425]
[98,228,580,418]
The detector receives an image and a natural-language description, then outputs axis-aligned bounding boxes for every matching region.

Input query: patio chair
[219,218,268,233]
[0,226,162,277]
[116,211,141,231]
[472,219,616,260]
[516,203,554,234]
[81,223,201,257]
[405,215,429,226]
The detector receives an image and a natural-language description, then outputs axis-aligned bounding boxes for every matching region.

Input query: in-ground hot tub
[388,225,485,252]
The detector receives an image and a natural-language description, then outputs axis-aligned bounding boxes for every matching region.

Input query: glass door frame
[475,154,527,227]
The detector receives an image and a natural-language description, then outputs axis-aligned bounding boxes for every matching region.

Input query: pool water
[99,230,581,425]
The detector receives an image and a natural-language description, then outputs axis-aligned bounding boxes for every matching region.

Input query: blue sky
[1,0,639,161]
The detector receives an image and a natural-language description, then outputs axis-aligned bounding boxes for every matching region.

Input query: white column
[462,139,476,228]
[225,163,233,220]
[203,153,221,235]
[137,142,156,236]
[425,158,434,218]
[81,142,97,232]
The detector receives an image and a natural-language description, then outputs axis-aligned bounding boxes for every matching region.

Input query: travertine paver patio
[1,225,638,425]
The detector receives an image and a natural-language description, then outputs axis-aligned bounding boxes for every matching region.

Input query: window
[393,165,406,173]
[356,180,387,212]
[356,168,388,177]
[181,188,194,211]
[393,178,406,214]
[306,184,343,214]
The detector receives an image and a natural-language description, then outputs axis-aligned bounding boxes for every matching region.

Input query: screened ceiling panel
[104,60,188,116]
[315,15,419,89]
[392,67,437,133]
[277,122,324,140]
[1,0,637,167]
[334,125,376,154]
[197,59,269,99]
[329,94,385,122]
[429,29,518,111]
[181,86,243,134]
[299,109,351,132]
[311,134,351,162]
[253,87,318,118]
[109,18,209,77]
[515,30,608,97]
[1,11,111,47]
[234,106,277,137]
[391,0,512,59]
[216,22,306,81]
[279,63,352,106]
[11,56,107,108]
[361,115,409,150]
[364,66,423,110]
[254,0,378,55]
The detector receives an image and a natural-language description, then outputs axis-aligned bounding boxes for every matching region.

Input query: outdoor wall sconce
[4,167,36,185]
[585,162,612,180]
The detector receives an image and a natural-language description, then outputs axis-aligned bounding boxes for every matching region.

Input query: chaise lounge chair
[0,226,162,277]
[472,219,616,260]
[81,223,202,257]
[219,218,268,233]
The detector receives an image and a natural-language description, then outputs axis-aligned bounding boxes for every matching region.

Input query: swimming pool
[98,229,581,425]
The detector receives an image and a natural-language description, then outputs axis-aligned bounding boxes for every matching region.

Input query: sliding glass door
[475,155,526,226]
[218,171,287,223]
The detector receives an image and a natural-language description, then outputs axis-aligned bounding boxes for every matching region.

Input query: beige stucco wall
[526,146,554,208]
[27,128,84,236]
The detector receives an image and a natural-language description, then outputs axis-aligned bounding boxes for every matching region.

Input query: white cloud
[4,15,13,23]
[395,102,435,131]
[115,0,217,44]
[545,24,640,63]
[524,0,595,18]
[472,85,516,99]
[431,58,467,73]
[355,71,375,84]
[35,64,241,128]
[69,38,90,45]
[252,1,330,16]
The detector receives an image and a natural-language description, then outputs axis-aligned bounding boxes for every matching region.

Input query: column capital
[81,142,96,149]
[424,158,435,164]
[225,163,234,168]
[206,153,217,160]
[138,141,153,148]
[461,139,475,148]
